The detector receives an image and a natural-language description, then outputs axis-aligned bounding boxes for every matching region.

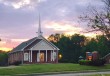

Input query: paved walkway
[0,65,20,69]
[41,71,110,76]
[17,71,110,76]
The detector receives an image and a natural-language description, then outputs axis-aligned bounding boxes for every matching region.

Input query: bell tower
[37,13,43,37]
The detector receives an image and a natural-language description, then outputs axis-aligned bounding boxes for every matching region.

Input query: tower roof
[37,13,43,37]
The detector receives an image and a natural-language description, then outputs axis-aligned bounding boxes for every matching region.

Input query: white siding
[32,40,55,50]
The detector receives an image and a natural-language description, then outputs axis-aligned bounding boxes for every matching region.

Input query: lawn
[0,63,110,75]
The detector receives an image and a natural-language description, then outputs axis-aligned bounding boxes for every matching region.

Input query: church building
[8,15,59,64]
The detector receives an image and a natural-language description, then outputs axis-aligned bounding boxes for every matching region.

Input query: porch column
[46,50,47,62]
[29,51,30,62]
[22,51,24,64]
[37,50,40,62]
[53,50,54,61]
[31,49,32,62]
[56,50,58,63]
[51,50,53,61]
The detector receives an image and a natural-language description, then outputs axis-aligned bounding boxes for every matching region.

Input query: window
[24,53,28,61]
[53,52,56,60]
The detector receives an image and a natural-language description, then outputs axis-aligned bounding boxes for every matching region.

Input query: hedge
[79,59,106,66]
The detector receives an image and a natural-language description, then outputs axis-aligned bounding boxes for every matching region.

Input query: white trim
[39,36,60,50]
[30,40,57,50]
[24,53,29,61]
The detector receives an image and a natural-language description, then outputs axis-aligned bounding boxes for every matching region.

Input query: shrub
[0,53,8,66]
[91,59,106,66]
[79,60,91,65]
[79,59,106,66]
[13,61,21,66]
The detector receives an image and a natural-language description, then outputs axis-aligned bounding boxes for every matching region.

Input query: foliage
[80,0,110,39]
[48,33,60,42]
[79,60,91,65]
[96,35,110,57]
[79,59,106,66]
[83,35,110,58]
[48,33,86,63]
[0,53,8,66]
[48,33,110,63]
[90,59,106,66]
[12,61,22,66]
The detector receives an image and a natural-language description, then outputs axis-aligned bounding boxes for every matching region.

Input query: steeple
[37,13,43,37]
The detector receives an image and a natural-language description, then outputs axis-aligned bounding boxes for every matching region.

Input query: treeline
[0,50,8,66]
[48,33,110,63]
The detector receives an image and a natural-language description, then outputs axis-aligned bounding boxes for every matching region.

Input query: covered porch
[23,50,58,63]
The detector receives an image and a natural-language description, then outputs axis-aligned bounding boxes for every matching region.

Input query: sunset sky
[0,0,104,51]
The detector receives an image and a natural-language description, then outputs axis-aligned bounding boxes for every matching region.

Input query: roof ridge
[22,37,38,50]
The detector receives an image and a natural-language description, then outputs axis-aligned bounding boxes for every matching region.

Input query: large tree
[80,0,110,39]
[48,33,86,63]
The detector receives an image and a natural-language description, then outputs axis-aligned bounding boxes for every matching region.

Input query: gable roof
[37,36,59,50]
[10,36,59,53]
[11,37,42,53]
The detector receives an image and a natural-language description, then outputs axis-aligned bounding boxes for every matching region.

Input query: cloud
[44,21,83,35]
[0,0,47,9]
[11,38,28,42]
[0,41,6,46]
[0,0,104,51]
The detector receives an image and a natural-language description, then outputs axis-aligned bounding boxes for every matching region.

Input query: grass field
[0,63,110,75]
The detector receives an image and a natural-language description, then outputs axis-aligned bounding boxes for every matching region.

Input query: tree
[96,35,110,57]
[48,33,86,63]
[84,38,98,52]
[48,33,60,43]
[80,0,110,39]
[70,34,86,62]
[0,53,8,66]
[83,35,110,58]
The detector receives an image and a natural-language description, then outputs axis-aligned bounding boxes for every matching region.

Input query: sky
[0,0,104,51]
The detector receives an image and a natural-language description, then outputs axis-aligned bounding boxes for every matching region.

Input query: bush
[91,59,106,66]
[0,53,8,66]
[79,59,106,66]
[79,60,91,65]
[13,61,21,66]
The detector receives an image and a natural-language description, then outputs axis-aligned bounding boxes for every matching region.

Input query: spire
[38,13,43,36]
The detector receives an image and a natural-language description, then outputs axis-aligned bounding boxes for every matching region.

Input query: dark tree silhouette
[80,0,110,39]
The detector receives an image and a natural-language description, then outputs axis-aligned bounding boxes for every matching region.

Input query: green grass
[0,63,110,75]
